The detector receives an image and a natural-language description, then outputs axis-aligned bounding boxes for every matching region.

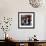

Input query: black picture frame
[18,12,35,29]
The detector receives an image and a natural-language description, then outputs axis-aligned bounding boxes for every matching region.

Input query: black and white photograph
[18,12,35,29]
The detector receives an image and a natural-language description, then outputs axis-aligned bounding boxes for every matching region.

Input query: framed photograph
[18,12,35,29]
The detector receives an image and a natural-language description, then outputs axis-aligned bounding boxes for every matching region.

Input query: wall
[0,0,46,40]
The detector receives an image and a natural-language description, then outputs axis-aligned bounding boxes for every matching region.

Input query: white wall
[0,0,46,40]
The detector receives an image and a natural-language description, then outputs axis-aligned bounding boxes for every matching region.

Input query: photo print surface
[21,15,32,25]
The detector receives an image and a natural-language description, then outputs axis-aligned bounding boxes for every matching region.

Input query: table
[5,39,46,46]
